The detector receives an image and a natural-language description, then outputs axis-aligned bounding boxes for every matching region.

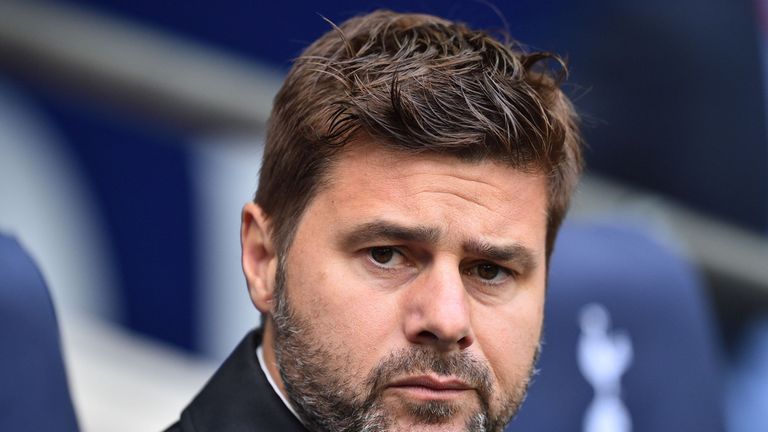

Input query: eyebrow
[339,220,537,270]
[340,221,441,249]
[463,239,537,273]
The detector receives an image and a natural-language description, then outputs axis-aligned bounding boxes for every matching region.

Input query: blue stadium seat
[508,220,724,432]
[0,234,79,432]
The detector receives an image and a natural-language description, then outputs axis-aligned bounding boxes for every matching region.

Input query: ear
[241,202,278,315]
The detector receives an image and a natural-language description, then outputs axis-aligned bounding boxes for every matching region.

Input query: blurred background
[0,0,766,430]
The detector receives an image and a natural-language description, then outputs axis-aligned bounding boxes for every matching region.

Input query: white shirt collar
[256,345,304,423]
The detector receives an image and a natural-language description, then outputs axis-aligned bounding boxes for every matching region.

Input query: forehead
[312,142,549,246]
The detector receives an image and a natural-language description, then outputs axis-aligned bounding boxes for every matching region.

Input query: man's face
[259,142,548,432]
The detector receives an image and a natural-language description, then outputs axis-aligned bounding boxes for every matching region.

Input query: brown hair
[256,9,583,258]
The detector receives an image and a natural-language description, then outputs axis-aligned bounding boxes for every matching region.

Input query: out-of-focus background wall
[0,0,766,431]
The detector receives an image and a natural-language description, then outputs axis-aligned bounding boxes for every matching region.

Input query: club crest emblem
[578,303,633,432]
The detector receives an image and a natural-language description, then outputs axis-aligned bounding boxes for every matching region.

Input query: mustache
[363,346,494,403]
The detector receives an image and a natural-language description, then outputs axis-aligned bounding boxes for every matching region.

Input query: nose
[403,260,474,352]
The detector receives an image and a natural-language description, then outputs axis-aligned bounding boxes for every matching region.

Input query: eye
[367,246,407,268]
[370,247,395,264]
[477,263,501,280]
[466,262,513,285]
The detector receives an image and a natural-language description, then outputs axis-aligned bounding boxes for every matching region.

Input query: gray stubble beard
[269,258,535,432]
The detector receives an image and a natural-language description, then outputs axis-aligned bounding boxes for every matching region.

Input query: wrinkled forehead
[310,141,550,246]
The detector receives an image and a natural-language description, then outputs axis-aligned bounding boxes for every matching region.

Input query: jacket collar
[179,329,307,432]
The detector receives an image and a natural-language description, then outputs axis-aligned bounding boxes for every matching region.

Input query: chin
[385,399,490,432]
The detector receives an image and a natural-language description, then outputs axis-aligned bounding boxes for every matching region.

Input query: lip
[387,375,474,400]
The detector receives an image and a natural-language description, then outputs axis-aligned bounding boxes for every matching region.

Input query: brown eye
[477,263,500,280]
[370,247,395,264]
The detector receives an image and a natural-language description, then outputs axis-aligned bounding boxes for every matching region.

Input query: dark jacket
[164,329,307,432]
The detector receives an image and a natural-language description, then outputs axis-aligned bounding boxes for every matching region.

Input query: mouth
[387,375,475,401]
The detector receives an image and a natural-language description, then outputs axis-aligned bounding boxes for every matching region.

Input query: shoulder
[165,329,306,432]
[162,422,181,432]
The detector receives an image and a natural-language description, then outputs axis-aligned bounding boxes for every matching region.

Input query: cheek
[286,249,402,368]
[474,290,544,390]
